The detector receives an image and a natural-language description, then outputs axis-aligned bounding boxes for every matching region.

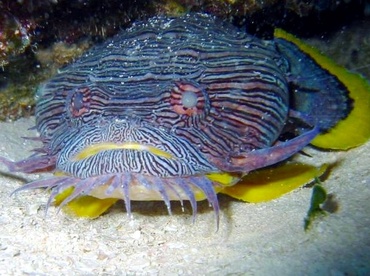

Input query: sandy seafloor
[0,116,369,275]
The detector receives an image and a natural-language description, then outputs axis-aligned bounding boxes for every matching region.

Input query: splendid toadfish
[1,14,370,223]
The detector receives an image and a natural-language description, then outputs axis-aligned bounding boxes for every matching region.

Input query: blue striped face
[2,14,320,219]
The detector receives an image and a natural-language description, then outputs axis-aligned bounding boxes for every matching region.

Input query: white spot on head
[181,91,198,108]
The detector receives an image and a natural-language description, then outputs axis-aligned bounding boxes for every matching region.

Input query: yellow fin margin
[220,163,328,203]
[54,187,118,218]
[274,29,370,150]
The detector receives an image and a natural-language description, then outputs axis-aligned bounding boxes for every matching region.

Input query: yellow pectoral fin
[220,163,328,203]
[198,172,242,201]
[54,187,118,218]
[274,29,370,150]
[206,172,241,186]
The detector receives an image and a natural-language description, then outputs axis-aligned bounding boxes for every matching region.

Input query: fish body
[1,13,368,220]
[37,14,294,176]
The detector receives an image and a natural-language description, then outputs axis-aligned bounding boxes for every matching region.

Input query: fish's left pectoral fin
[54,187,118,218]
[220,163,328,203]
[210,125,319,173]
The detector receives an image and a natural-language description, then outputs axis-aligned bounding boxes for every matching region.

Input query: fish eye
[68,87,91,118]
[170,80,210,117]
[181,91,198,108]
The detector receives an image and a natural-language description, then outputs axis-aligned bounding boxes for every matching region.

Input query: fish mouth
[56,120,218,179]
[7,119,235,223]
[64,140,215,201]
[53,129,240,203]
[33,120,227,217]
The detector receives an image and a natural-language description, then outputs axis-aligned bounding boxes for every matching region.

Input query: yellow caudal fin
[275,29,370,150]
[311,71,370,149]
[220,163,328,203]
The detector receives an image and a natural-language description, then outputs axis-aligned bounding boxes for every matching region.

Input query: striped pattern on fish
[4,13,349,221]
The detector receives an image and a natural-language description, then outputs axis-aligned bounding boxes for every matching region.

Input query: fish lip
[69,141,176,162]
[55,120,218,179]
